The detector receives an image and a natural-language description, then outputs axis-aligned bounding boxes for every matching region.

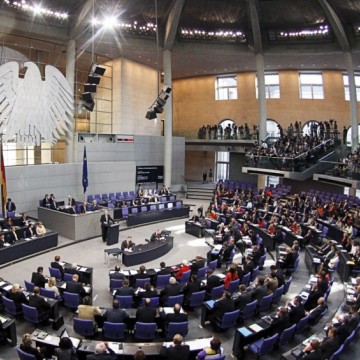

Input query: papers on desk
[295,235,304,239]
[0,281,6,287]
[238,327,253,337]
[184,338,212,351]
[205,300,215,309]
[351,278,358,286]
[129,270,138,275]
[79,267,88,272]
[3,284,12,291]
[154,269,160,273]
[300,292,309,300]
[248,324,263,333]
[0,315,9,324]
[84,286,91,293]
[302,335,320,346]
[59,262,66,267]
[60,283,67,289]
[124,249,133,252]
[313,257,322,264]
[215,273,226,279]
[213,244,222,251]
[70,337,81,348]
[3,242,10,246]
[310,275,318,283]
[37,331,48,340]
[162,307,186,314]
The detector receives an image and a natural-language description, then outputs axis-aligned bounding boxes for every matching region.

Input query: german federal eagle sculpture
[0,61,73,146]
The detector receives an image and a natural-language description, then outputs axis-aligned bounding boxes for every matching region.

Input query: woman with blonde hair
[36,221,47,236]
[7,283,28,311]
[45,277,60,297]
[20,333,44,360]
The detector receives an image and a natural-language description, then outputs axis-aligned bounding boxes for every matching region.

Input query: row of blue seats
[87,190,168,203]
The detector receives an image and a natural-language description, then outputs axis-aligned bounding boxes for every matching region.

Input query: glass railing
[244,138,340,171]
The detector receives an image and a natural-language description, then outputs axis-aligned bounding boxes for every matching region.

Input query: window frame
[299,72,324,99]
[215,75,238,100]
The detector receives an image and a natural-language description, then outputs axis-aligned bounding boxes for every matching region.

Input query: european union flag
[82,146,88,193]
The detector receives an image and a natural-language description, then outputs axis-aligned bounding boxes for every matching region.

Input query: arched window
[345,125,360,147]
[302,120,320,136]
[266,119,280,137]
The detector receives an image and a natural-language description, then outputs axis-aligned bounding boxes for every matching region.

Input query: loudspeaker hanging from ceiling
[145,85,172,120]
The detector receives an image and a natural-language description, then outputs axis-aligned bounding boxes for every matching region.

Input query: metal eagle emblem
[0,61,73,146]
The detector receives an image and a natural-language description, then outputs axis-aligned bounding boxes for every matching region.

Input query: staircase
[186,182,215,201]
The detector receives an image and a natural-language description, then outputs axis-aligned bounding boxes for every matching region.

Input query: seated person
[234,284,252,310]
[8,283,28,311]
[137,283,158,302]
[35,221,47,236]
[104,299,129,323]
[299,339,321,359]
[268,307,290,335]
[208,292,235,328]
[64,263,82,282]
[0,234,8,247]
[136,298,156,323]
[196,337,222,360]
[28,286,51,324]
[24,223,36,238]
[287,296,306,324]
[160,277,181,306]
[175,260,190,281]
[114,279,135,298]
[20,333,44,360]
[110,266,125,280]
[7,226,19,244]
[121,236,134,251]
[45,277,60,297]
[183,274,201,306]
[65,274,86,300]
[163,303,188,326]
[54,337,77,360]
[31,266,47,288]
[159,334,190,360]
[150,229,162,242]
[78,295,101,325]
[50,255,64,280]
[157,262,172,275]
[307,297,328,326]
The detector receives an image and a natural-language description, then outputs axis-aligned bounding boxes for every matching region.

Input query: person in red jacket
[175,260,190,281]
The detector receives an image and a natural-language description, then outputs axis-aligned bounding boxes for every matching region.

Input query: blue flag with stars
[82,146,88,193]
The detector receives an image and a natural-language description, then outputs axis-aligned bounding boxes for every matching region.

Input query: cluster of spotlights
[146,86,172,120]
[91,18,157,36]
[81,63,106,112]
[3,0,68,20]
[278,25,330,39]
[180,28,246,42]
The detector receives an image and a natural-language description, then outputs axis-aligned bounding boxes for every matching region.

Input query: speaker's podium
[106,223,120,246]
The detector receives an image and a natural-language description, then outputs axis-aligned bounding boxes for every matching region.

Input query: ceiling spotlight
[91,63,106,76]
[154,104,164,114]
[145,109,157,120]
[87,75,101,85]
[81,92,93,102]
[84,83,97,93]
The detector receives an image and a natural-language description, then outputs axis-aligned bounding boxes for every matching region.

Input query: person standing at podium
[100,210,114,243]
[150,229,162,242]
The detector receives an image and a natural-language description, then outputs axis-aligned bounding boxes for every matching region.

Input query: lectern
[107,223,120,245]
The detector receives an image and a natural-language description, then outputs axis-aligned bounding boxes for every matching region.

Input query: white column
[256,53,267,143]
[163,49,172,188]
[345,52,359,150]
[66,39,76,163]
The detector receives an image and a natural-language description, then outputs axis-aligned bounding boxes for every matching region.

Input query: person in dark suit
[121,236,134,251]
[305,272,329,311]
[67,195,76,207]
[87,342,116,360]
[183,274,201,306]
[160,277,181,306]
[114,280,135,298]
[307,297,327,326]
[268,307,290,335]
[209,292,235,327]
[136,298,156,323]
[288,296,306,324]
[319,327,340,360]
[190,256,206,275]
[205,269,221,298]
[137,283,158,302]
[159,334,190,360]
[100,210,114,242]
[20,333,44,360]
[7,226,19,244]
[50,255,64,280]
[163,304,188,326]
[8,283,28,311]
[243,256,255,275]
[28,286,51,323]
[250,277,268,302]
[24,223,36,238]
[104,299,129,323]
[5,198,16,214]
[68,205,77,215]
[66,274,86,299]
[80,201,90,214]
[299,339,322,360]
[234,284,251,310]
[109,266,125,280]
[157,262,172,276]
[64,263,82,282]
[0,234,7,247]
[134,265,149,282]
[31,267,47,288]
[41,194,50,207]
[270,265,285,288]
[150,229,162,242]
